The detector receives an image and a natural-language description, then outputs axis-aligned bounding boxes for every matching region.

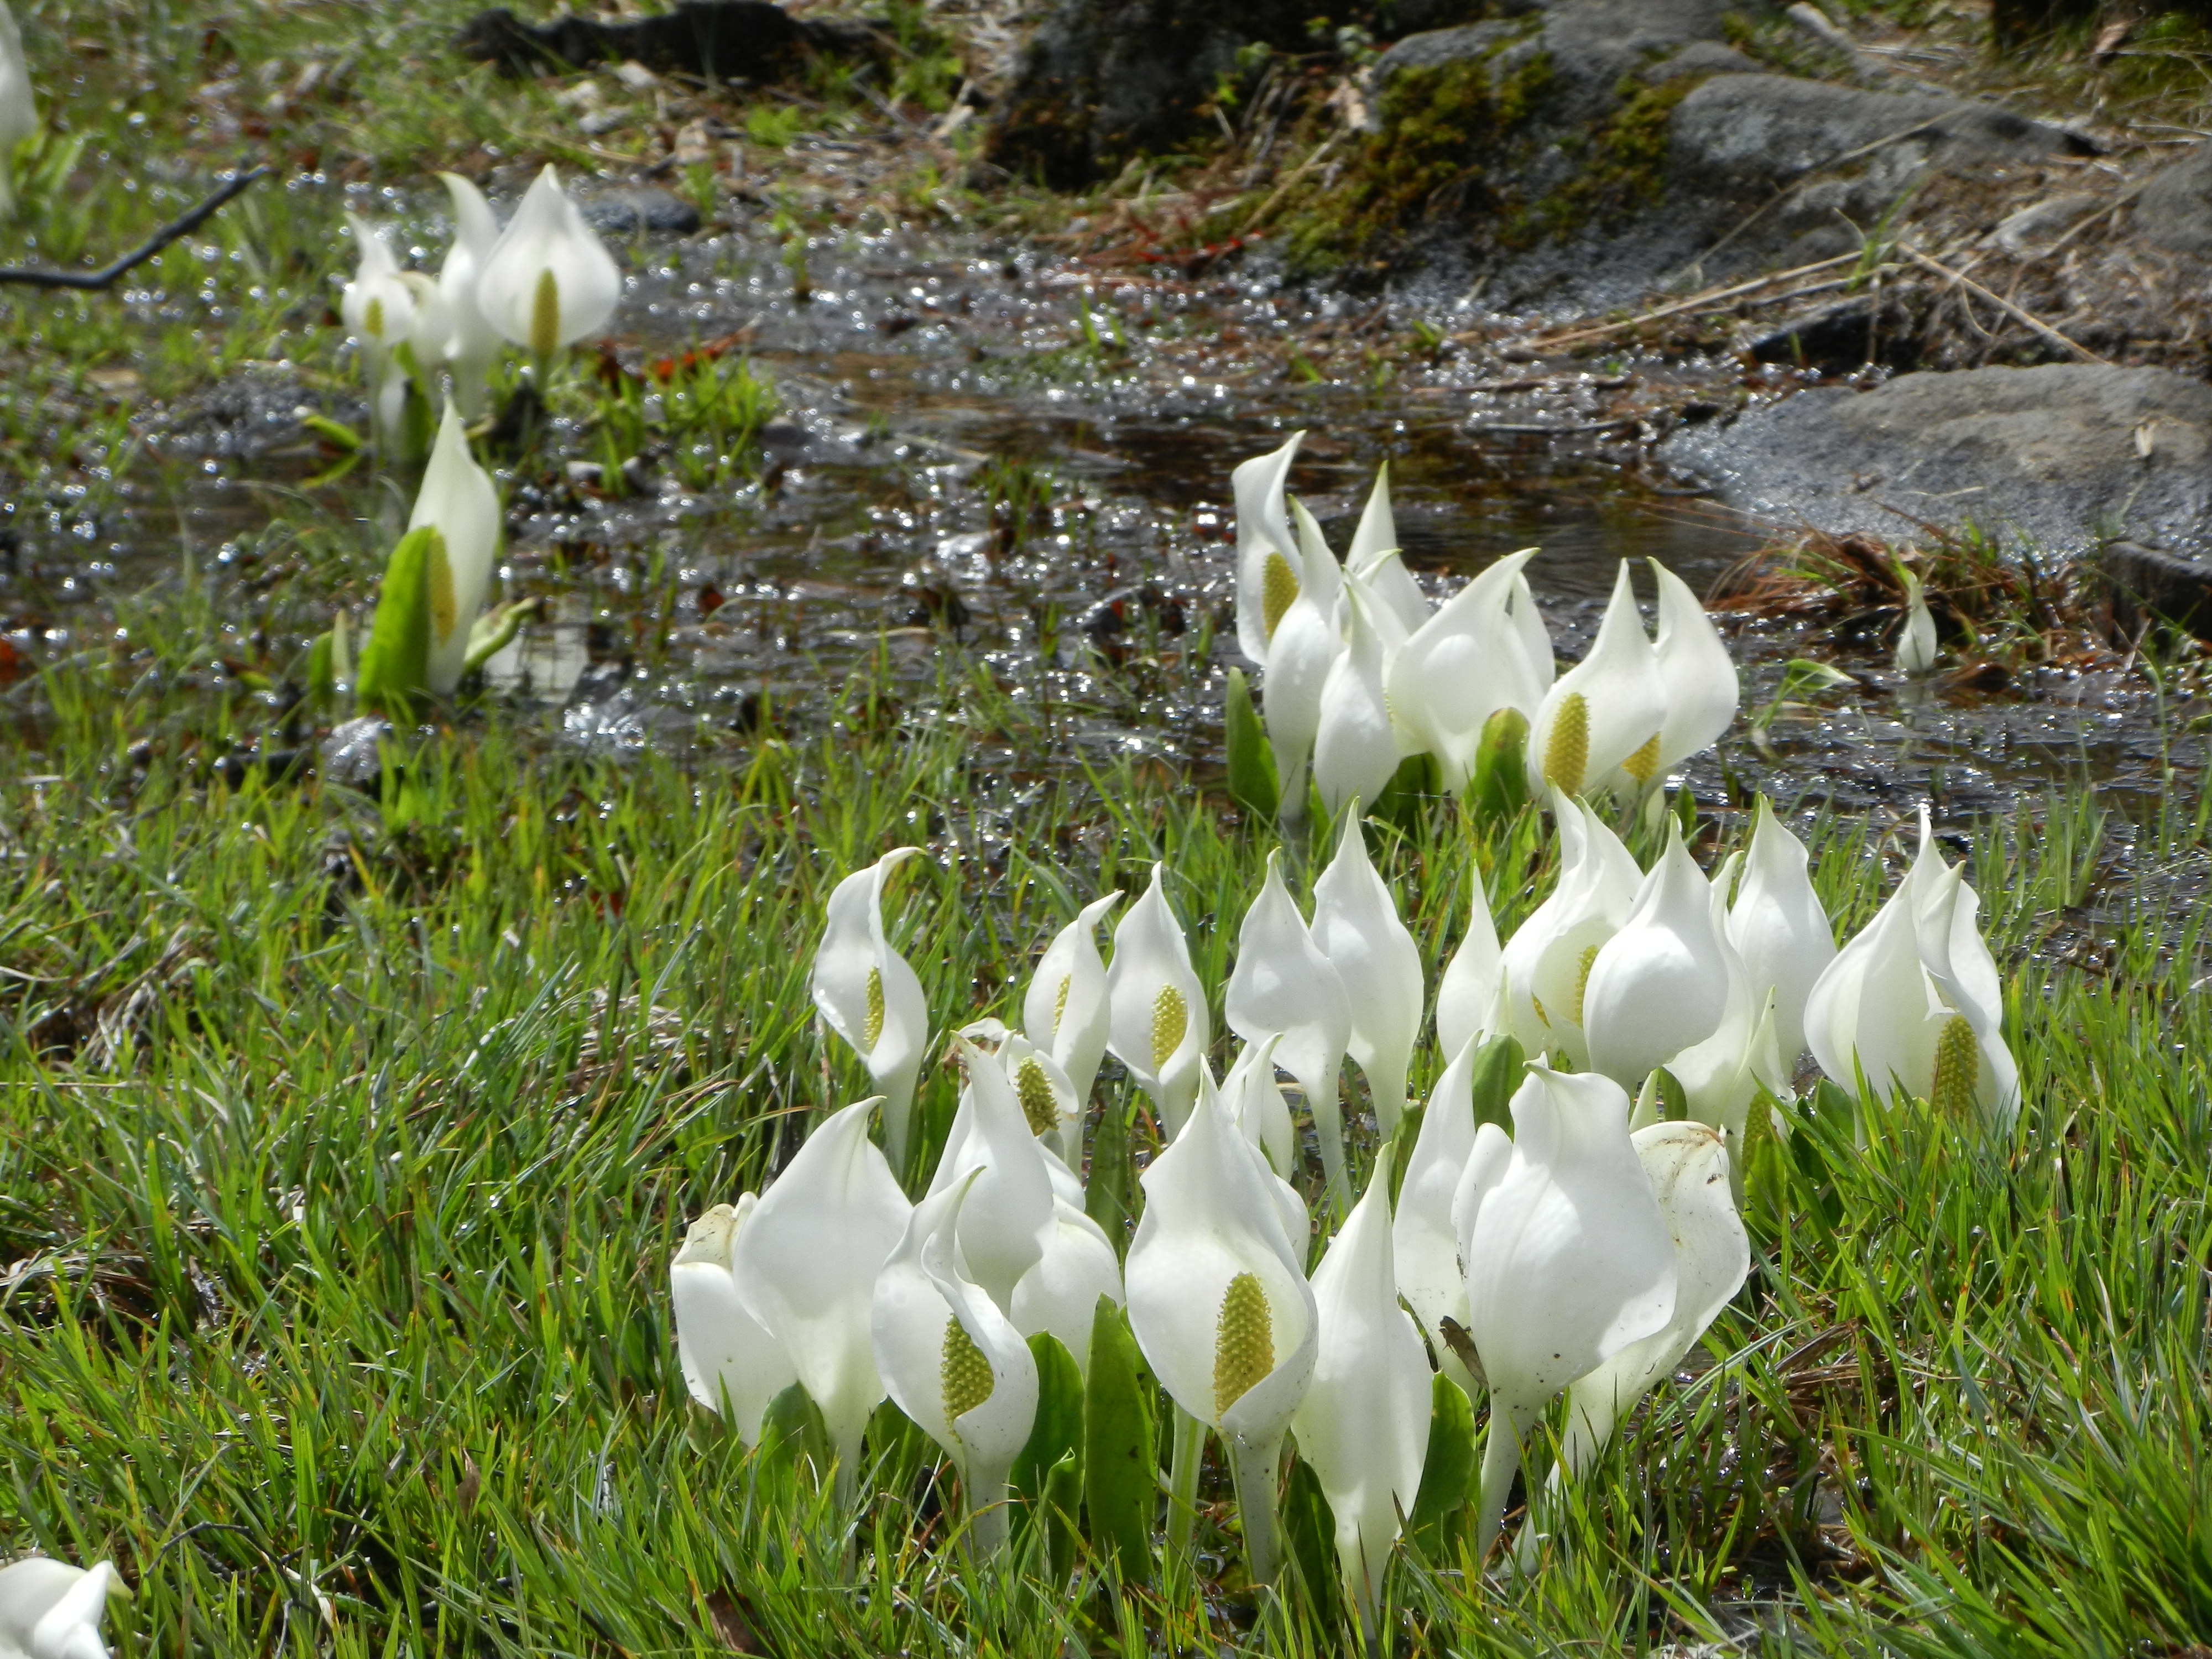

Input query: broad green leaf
[1082,1295,1154,1585]
[1083,1096,1136,1254]
[1468,1032,1525,1136]
[1407,1370,1477,1543]
[354,525,447,716]
[1013,1331,1083,1510]
[1468,706,1530,823]
[1224,666,1279,822]
[1281,1453,1343,1633]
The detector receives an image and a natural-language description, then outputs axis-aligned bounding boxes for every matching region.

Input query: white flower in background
[1312,817,1424,1139]
[811,847,930,1171]
[1289,1178,1431,1648]
[1104,863,1209,1136]
[1312,575,1404,820]
[1021,891,1121,1127]
[1665,868,1786,1189]
[1261,530,1342,815]
[0,4,40,218]
[1220,1032,1298,1179]
[0,1557,121,1659]
[340,213,419,450]
[1648,560,1739,781]
[1906,822,2020,1127]
[407,401,502,696]
[1525,561,1669,802]
[1434,869,1505,1065]
[1232,431,1306,665]
[1225,849,1350,1190]
[436,171,505,418]
[1499,795,1643,1070]
[1343,461,1431,635]
[870,1172,1040,1552]
[1010,1198,1125,1372]
[732,1098,912,1500]
[1387,549,1546,790]
[670,1197,796,1443]
[1458,1065,1675,1553]
[1726,798,1835,1063]
[1391,1031,1484,1395]
[924,1036,1055,1311]
[1506,563,1557,693]
[1125,1075,1317,1584]
[1896,571,1940,677]
[399,272,452,382]
[474,165,623,356]
[1582,826,1734,1091]
[994,1029,1084,1167]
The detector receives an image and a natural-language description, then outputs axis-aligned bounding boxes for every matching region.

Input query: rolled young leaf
[1082,1295,1156,1585]
[354,525,445,716]
[1225,666,1281,821]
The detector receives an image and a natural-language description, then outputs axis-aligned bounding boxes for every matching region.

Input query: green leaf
[757,1382,831,1489]
[301,412,363,452]
[306,630,336,703]
[463,596,542,676]
[1084,1095,1136,1254]
[1372,749,1439,831]
[1281,1453,1344,1633]
[354,526,447,717]
[1406,1370,1478,1545]
[1081,1296,1155,1585]
[1224,666,1280,822]
[1467,706,1530,822]
[1042,1452,1082,1584]
[1013,1331,1084,1510]
[1467,1032,1525,1136]
[1387,1100,1423,1207]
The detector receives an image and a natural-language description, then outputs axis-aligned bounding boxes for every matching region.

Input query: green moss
[1282,35,1554,276]
[1530,72,1704,239]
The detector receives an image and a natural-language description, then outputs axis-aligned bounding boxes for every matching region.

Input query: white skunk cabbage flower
[811,847,930,1171]
[407,401,502,695]
[1387,548,1545,789]
[1557,1120,1747,1479]
[0,4,40,217]
[1392,1031,1484,1395]
[1505,565,1556,692]
[1261,541,1342,817]
[475,165,623,355]
[0,1557,121,1659]
[1582,825,1733,1090]
[1010,1198,1125,1372]
[1222,1032,1298,1179]
[924,1036,1055,1312]
[1312,816,1424,1140]
[1125,1073,1318,1584]
[436,171,505,418]
[670,1196,796,1443]
[1105,863,1209,1136]
[871,1172,1040,1552]
[1459,1065,1675,1553]
[1726,797,1835,1063]
[1435,868,1505,1065]
[1525,561,1668,802]
[1021,891,1121,1124]
[1648,560,1738,778]
[732,1098,912,1499]
[1344,461,1430,635]
[340,213,418,447]
[1312,575,1403,821]
[1233,431,1306,665]
[1499,795,1642,1070]
[1290,1178,1431,1648]
[1896,572,1939,677]
[1225,849,1350,1188]
[1667,874,1785,1194]
[994,1029,1084,1168]
[1908,828,2020,1128]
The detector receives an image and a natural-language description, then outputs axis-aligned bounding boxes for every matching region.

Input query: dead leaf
[705,1590,767,1655]
[2136,417,2159,460]
[2090,19,2130,65]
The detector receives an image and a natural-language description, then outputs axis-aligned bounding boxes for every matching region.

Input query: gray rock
[578,187,702,235]
[1641,40,1759,83]
[2105,540,2212,640]
[320,715,393,788]
[1987,191,2103,258]
[2136,143,2212,257]
[1659,364,2212,559]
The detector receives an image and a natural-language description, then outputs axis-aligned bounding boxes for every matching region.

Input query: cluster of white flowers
[341,167,622,447]
[1232,433,1739,817]
[672,792,2016,1632]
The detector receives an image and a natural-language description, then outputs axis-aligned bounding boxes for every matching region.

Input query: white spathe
[1312,575,1403,820]
[1343,462,1430,635]
[1221,1032,1298,1180]
[1010,1198,1125,1373]
[925,1036,1055,1312]
[1458,1065,1676,1552]
[1104,863,1209,1136]
[1499,795,1643,1070]
[1290,1178,1432,1647]
[1648,560,1738,776]
[436,171,505,418]
[1525,561,1668,802]
[1312,816,1425,1139]
[1582,825,1733,1089]
[1021,891,1121,1121]
[1261,578,1340,816]
[407,402,502,695]
[1726,797,1835,1063]
[1232,431,1306,665]
[340,213,417,446]
[810,847,930,1171]
[1391,1030,1483,1396]
[732,1098,912,1499]
[670,1196,796,1443]
[1387,549,1545,790]
[0,1556,119,1659]
[1434,867,1504,1065]
[1896,573,1940,677]
[1225,849,1350,1188]
[474,166,623,354]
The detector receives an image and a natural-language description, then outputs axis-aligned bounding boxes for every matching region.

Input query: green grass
[4,635,2211,1656]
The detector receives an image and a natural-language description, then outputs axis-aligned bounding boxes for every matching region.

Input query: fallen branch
[1898,243,2109,364]
[0,166,269,291]
[1479,252,1861,351]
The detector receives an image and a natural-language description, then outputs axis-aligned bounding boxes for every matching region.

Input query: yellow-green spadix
[1020,891,1121,1146]
[474,165,623,355]
[1524,561,1667,803]
[669,1194,796,1444]
[810,847,930,1171]
[1104,862,1208,1137]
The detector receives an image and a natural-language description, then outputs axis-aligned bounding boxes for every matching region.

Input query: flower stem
[1228,1432,1285,1585]
[1166,1405,1204,1557]
[966,1460,1012,1556]
[1475,1402,1532,1562]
